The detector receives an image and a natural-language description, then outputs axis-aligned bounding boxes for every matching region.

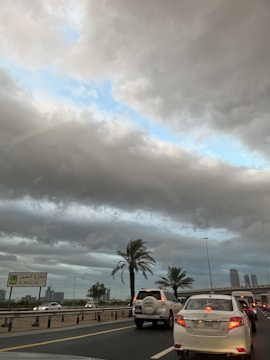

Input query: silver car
[33,302,62,311]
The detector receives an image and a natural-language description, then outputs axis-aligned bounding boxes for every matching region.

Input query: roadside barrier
[0,307,132,333]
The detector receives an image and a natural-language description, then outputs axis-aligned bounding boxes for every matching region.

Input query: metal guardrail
[178,284,270,296]
[0,307,132,333]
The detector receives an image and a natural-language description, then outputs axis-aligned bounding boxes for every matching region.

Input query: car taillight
[248,307,253,312]
[228,317,244,330]
[161,296,165,302]
[175,314,186,327]
[133,296,137,302]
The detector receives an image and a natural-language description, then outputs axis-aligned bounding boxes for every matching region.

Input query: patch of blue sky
[1,59,268,170]
[57,24,80,43]
[198,136,269,169]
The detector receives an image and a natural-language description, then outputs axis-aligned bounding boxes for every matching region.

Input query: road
[0,309,269,360]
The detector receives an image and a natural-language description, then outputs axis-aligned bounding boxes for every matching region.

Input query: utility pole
[204,237,214,293]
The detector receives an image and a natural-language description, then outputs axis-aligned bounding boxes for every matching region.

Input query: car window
[164,291,177,302]
[136,290,161,300]
[185,298,232,311]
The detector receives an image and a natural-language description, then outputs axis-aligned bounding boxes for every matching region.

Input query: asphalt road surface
[0,309,269,360]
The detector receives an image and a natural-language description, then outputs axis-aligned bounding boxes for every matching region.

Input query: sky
[1,0,270,301]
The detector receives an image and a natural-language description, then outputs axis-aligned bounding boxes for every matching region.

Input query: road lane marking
[0,325,135,352]
[150,346,175,359]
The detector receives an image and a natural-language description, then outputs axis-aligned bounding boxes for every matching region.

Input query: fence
[0,307,132,334]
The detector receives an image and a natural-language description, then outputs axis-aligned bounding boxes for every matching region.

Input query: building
[53,292,64,303]
[42,286,64,303]
[102,288,110,301]
[251,274,258,286]
[230,268,240,287]
[244,274,251,286]
[20,295,37,303]
[0,289,6,302]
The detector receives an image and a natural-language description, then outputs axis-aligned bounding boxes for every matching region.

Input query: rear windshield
[185,298,233,311]
[136,290,161,300]
[236,296,254,305]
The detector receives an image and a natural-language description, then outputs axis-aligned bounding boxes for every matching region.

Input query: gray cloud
[0,1,270,299]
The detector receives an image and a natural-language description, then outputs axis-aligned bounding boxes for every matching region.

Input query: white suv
[132,288,182,329]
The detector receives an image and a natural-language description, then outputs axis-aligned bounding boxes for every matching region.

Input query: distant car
[232,291,257,320]
[33,302,62,311]
[85,301,98,308]
[132,288,182,329]
[262,303,268,311]
[174,294,253,359]
[236,297,256,333]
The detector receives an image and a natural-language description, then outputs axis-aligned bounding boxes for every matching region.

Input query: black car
[237,298,256,333]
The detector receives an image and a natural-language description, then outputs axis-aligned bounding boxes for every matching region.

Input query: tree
[155,266,194,299]
[87,282,106,302]
[111,238,156,305]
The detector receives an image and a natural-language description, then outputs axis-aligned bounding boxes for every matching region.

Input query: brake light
[228,317,244,330]
[175,314,186,327]
[247,307,253,312]
[205,306,212,312]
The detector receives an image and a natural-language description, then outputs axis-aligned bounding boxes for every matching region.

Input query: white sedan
[33,301,62,311]
[173,294,253,360]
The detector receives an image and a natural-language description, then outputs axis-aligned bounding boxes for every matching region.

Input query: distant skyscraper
[251,274,258,286]
[244,274,251,286]
[230,268,240,287]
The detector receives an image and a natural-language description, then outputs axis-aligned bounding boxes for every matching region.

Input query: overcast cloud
[0,0,270,300]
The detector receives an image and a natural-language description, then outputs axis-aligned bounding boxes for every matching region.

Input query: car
[262,303,268,311]
[33,301,62,311]
[132,288,182,329]
[232,291,257,320]
[174,294,253,359]
[236,297,256,333]
[85,301,98,308]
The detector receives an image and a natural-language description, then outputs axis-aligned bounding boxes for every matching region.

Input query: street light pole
[72,274,77,306]
[204,237,214,293]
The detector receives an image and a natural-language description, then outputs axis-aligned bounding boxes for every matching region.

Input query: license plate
[194,320,219,329]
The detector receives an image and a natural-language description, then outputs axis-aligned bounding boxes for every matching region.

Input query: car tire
[176,350,189,360]
[165,311,174,329]
[135,319,144,329]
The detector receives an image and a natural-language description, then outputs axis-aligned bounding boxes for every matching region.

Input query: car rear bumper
[174,331,251,355]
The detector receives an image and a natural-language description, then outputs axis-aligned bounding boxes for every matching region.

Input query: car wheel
[176,350,189,360]
[152,320,158,327]
[135,319,144,329]
[165,311,173,329]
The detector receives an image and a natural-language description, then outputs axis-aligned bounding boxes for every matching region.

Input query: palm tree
[155,266,194,299]
[111,238,156,304]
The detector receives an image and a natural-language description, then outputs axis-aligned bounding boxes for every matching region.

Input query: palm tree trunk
[129,266,135,305]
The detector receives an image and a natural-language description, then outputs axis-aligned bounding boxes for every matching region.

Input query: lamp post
[72,274,77,306]
[204,237,214,293]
